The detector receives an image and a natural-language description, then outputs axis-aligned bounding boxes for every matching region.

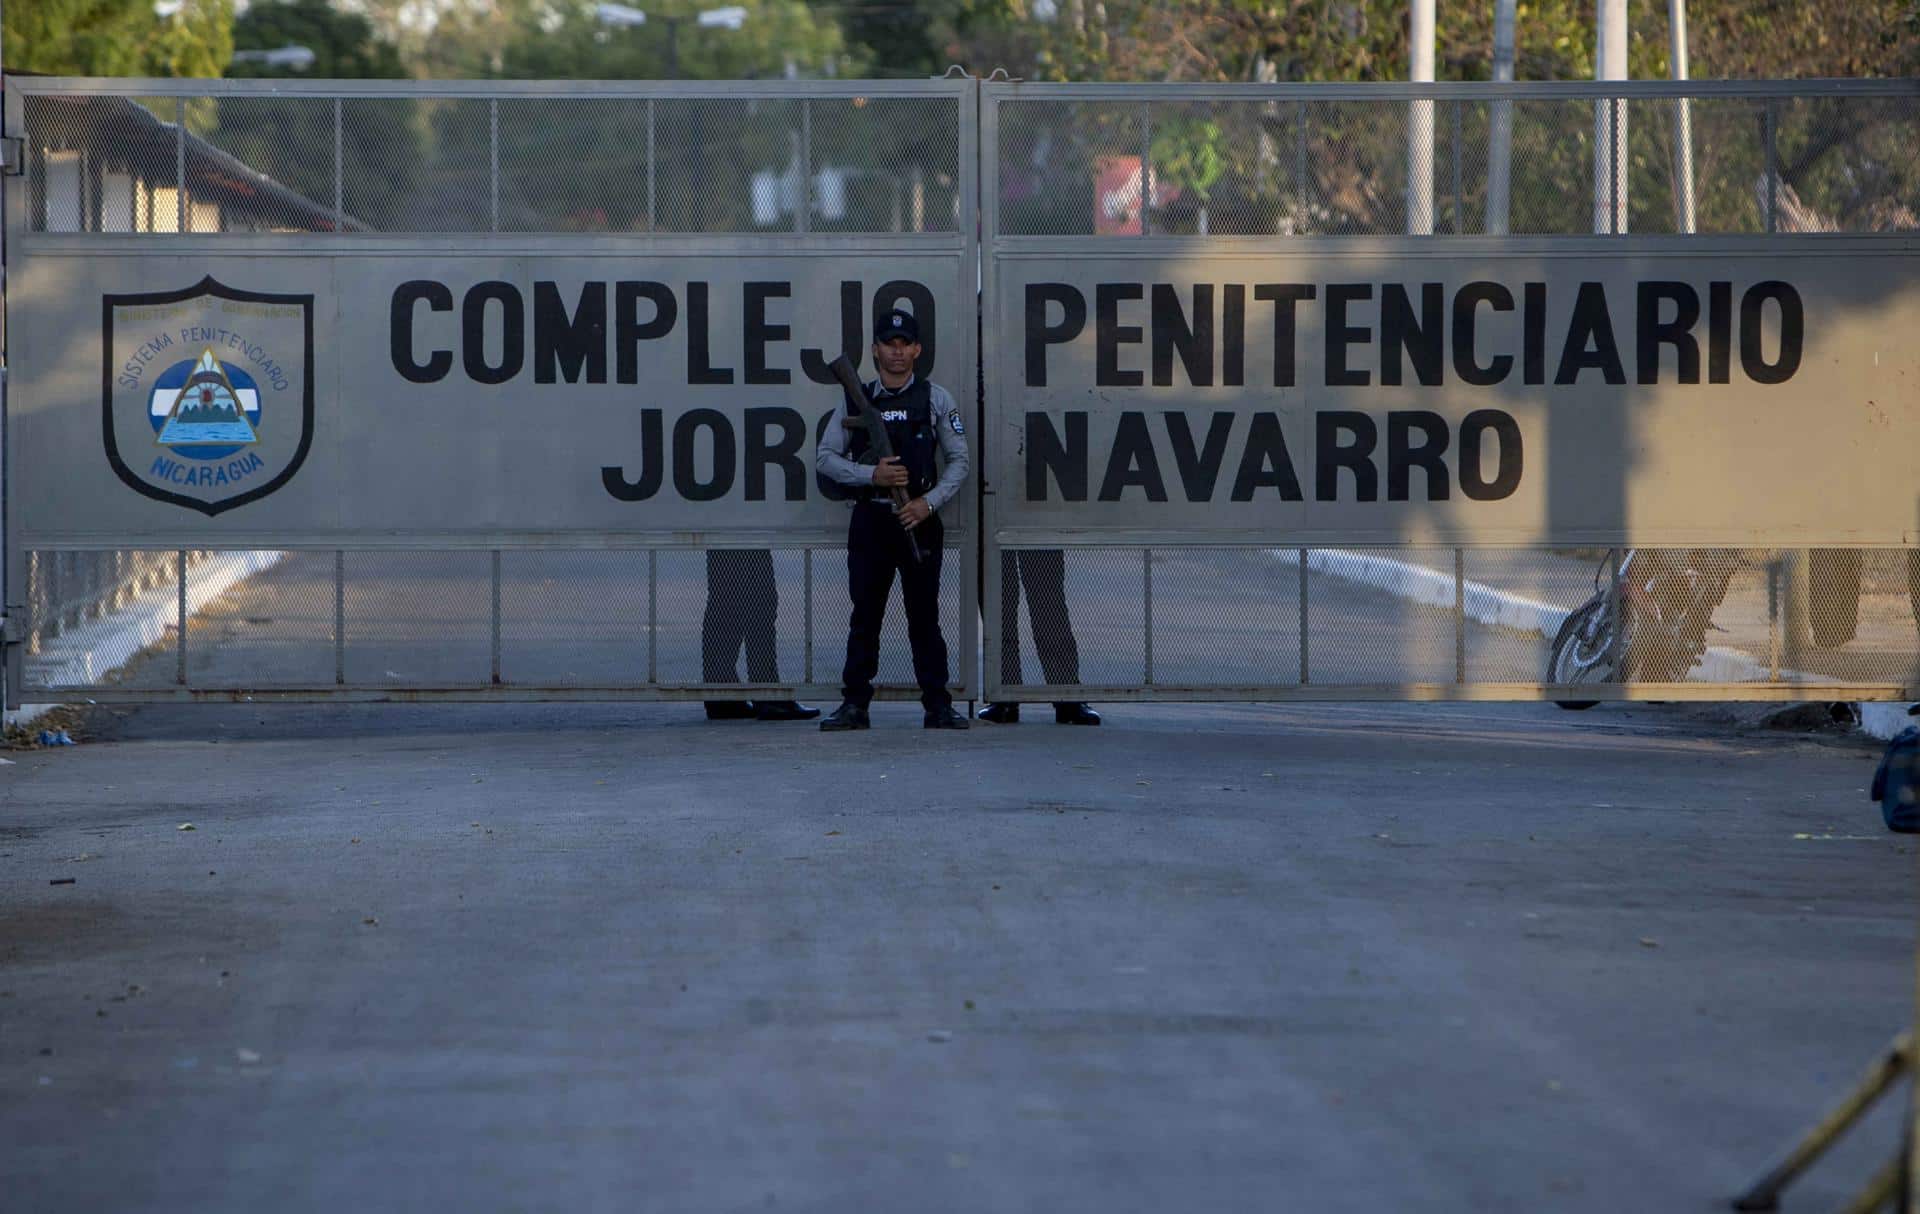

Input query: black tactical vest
[844,378,940,500]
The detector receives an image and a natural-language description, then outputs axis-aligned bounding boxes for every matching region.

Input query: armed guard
[815,310,972,730]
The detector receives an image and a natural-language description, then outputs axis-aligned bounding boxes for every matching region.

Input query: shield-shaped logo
[103,276,314,516]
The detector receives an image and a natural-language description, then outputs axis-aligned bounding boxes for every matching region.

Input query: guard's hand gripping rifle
[828,354,924,564]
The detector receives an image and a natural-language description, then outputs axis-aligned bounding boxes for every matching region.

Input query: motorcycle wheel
[1547,596,1619,710]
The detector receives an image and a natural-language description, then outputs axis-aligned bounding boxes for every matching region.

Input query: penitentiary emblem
[103,276,313,516]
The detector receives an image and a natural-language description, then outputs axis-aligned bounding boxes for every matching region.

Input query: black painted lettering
[1096,284,1146,387]
[686,282,734,385]
[1098,411,1167,501]
[1150,283,1214,386]
[601,409,664,501]
[1739,281,1802,384]
[1164,411,1235,501]
[672,408,735,501]
[1315,411,1378,501]
[1024,283,1086,388]
[802,281,864,385]
[391,279,452,384]
[615,282,677,385]
[1230,413,1303,501]
[1324,285,1372,387]
[743,282,792,385]
[1459,409,1523,501]
[1026,411,1088,501]
[1387,411,1451,501]
[534,281,607,385]
[1523,282,1547,385]
[1554,281,1626,385]
[744,406,805,501]
[1708,281,1732,383]
[1255,284,1315,388]
[1381,283,1444,386]
[1451,281,1514,386]
[461,281,524,385]
[1637,281,1700,384]
[1221,283,1246,387]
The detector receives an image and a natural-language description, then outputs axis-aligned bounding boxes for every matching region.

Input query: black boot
[1053,702,1102,726]
[977,702,1021,724]
[704,701,756,721]
[754,700,821,721]
[819,701,871,731]
[924,704,971,730]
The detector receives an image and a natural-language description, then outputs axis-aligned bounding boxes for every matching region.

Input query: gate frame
[976,77,1920,704]
[2,75,981,706]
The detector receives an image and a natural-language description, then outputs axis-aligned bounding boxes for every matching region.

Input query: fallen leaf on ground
[177,823,195,832]
[1639,937,1660,949]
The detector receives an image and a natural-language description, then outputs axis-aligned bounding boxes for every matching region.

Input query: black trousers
[702,549,779,684]
[841,502,950,710]
[994,549,1082,688]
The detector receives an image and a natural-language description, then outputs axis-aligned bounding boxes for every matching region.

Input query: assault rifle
[828,354,924,564]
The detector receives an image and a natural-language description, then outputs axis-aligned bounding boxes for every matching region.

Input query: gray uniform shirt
[814,375,971,513]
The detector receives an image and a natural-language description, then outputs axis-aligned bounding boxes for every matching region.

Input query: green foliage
[5,0,233,77]
[228,0,405,79]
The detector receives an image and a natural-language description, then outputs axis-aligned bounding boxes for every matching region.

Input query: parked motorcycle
[1546,549,1740,710]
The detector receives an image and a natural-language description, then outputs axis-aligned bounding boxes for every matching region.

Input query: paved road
[1,698,1909,1212]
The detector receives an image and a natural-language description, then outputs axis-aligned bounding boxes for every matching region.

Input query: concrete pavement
[1,699,1912,1212]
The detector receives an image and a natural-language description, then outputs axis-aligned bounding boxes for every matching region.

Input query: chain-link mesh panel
[1770,94,1920,233]
[343,97,489,233]
[23,95,185,233]
[174,552,333,686]
[1304,547,1460,684]
[1145,548,1302,685]
[652,98,799,234]
[807,542,967,693]
[183,96,338,233]
[808,96,961,234]
[985,546,1919,697]
[997,100,1138,236]
[498,550,652,684]
[341,551,493,684]
[497,98,651,234]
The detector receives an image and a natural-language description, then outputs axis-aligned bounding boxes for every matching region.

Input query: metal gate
[979,79,1920,703]
[4,77,1917,708]
[3,77,979,706]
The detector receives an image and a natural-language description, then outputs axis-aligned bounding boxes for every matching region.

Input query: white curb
[5,551,286,731]
[1264,547,1811,690]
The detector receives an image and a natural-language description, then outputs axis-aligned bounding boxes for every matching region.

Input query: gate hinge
[1,610,24,645]
[0,136,24,176]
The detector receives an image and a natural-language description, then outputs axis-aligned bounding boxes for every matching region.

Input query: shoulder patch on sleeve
[949,412,965,435]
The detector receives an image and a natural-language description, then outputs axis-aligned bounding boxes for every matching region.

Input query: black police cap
[874,309,920,343]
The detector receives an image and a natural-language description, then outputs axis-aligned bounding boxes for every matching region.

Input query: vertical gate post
[1142,548,1153,686]
[1298,549,1310,686]
[333,551,345,686]
[490,550,503,685]
[175,550,187,686]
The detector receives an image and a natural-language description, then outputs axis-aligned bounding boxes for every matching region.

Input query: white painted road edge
[4,552,287,731]
[1264,547,1916,738]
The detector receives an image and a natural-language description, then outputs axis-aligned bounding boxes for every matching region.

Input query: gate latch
[0,136,24,176]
